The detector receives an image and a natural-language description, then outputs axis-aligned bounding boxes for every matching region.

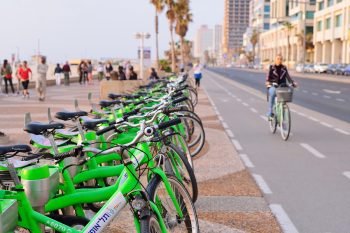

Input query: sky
[0,0,224,63]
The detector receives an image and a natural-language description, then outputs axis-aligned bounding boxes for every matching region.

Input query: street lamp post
[135,32,151,80]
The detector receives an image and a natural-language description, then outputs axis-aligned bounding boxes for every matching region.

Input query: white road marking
[323,89,341,94]
[300,143,326,159]
[231,139,243,151]
[302,90,308,93]
[250,108,258,113]
[226,129,235,138]
[237,98,242,102]
[221,99,229,103]
[297,112,306,117]
[334,128,350,136]
[290,109,297,113]
[252,174,272,194]
[242,102,249,107]
[308,116,319,122]
[270,204,299,233]
[320,122,333,128]
[260,115,268,122]
[218,116,224,122]
[222,122,229,129]
[312,92,319,96]
[342,171,350,180]
[323,95,331,99]
[227,92,233,95]
[239,154,255,168]
[336,98,345,102]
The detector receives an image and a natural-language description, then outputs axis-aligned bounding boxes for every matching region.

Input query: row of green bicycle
[0,73,205,233]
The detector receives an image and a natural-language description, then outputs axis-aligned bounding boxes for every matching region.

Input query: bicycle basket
[0,199,18,233]
[276,87,293,102]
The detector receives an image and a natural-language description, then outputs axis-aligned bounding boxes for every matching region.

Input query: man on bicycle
[265,54,297,119]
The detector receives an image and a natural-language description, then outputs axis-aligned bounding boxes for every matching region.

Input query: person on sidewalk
[87,60,93,84]
[36,56,48,101]
[193,63,202,88]
[62,61,71,86]
[15,63,23,95]
[54,63,62,86]
[149,67,159,80]
[105,62,113,81]
[265,54,297,118]
[1,59,15,96]
[118,66,126,80]
[78,61,84,84]
[128,66,138,80]
[82,61,88,84]
[97,62,104,81]
[18,61,32,98]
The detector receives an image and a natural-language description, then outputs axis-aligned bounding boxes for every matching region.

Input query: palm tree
[174,0,192,66]
[282,22,294,67]
[165,0,177,72]
[150,0,165,71]
[250,29,259,64]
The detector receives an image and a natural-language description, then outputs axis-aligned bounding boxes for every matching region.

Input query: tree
[174,0,192,66]
[282,22,294,66]
[250,29,259,64]
[165,0,177,72]
[150,0,165,71]
[296,31,314,63]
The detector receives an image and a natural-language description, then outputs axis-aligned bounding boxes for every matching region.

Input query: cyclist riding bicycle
[265,54,297,119]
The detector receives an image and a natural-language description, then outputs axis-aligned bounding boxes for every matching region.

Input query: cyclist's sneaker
[267,113,274,121]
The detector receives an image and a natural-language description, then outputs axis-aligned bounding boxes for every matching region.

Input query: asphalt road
[209,67,350,123]
[203,69,350,233]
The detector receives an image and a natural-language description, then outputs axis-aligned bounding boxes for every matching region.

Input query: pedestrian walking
[15,63,23,95]
[87,60,93,84]
[97,62,104,81]
[193,63,202,88]
[82,61,88,84]
[118,66,126,80]
[1,59,15,96]
[129,66,138,80]
[62,61,71,86]
[149,67,159,80]
[18,61,32,98]
[54,63,62,86]
[36,56,48,101]
[105,62,113,81]
[124,61,131,79]
[78,61,84,84]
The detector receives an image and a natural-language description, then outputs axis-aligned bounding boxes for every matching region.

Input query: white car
[314,63,328,73]
[295,64,305,73]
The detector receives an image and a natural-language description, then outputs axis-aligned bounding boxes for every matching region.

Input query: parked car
[305,64,315,73]
[314,63,328,73]
[335,64,347,75]
[344,65,350,76]
[253,64,263,70]
[295,64,305,73]
[326,64,337,74]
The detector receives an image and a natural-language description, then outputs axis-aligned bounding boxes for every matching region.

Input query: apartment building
[314,0,350,64]
[260,0,316,66]
[223,0,250,57]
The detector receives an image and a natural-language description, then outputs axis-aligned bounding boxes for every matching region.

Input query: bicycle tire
[146,175,199,233]
[140,213,162,233]
[280,104,291,141]
[166,143,198,203]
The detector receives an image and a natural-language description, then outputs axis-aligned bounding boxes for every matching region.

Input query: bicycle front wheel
[280,104,291,141]
[147,175,199,233]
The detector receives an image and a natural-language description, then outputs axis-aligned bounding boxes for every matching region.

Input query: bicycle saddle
[55,111,88,121]
[24,122,65,135]
[0,144,32,155]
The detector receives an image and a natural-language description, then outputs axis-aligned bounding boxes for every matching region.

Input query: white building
[314,0,350,64]
[194,25,213,59]
[213,25,223,62]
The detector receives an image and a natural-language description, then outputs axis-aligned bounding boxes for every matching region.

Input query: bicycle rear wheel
[269,111,277,134]
[280,104,291,141]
